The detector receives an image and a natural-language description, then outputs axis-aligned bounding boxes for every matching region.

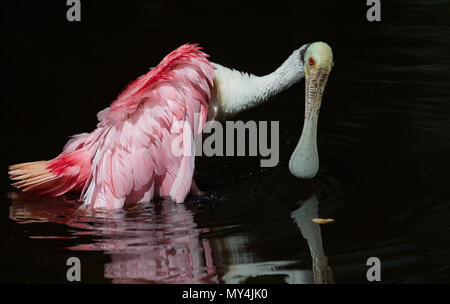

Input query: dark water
[1,1,450,283]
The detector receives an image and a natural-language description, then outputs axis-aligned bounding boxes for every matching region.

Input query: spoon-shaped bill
[289,68,330,179]
[289,113,319,179]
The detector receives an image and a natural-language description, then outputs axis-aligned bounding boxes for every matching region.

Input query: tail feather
[9,161,60,193]
[9,150,92,197]
[9,128,101,198]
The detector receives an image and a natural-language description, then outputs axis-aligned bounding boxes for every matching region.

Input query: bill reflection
[218,194,334,284]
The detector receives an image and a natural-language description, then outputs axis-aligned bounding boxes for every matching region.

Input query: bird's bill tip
[288,113,319,179]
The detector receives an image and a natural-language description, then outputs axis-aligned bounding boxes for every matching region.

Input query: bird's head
[289,42,333,179]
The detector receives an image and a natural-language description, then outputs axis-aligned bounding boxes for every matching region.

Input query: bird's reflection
[291,195,334,283]
[8,192,332,284]
[219,194,334,284]
[8,192,218,283]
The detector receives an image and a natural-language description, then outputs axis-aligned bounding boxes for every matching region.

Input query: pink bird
[9,42,334,210]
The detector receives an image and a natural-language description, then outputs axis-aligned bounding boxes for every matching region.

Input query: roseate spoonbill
[9,42,333,209]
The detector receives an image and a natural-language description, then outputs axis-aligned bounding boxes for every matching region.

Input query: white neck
[212,48,305,118]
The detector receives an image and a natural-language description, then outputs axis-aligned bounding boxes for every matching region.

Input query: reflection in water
[8,193,218,284]
[219,195,333,284]
[8,192,332,283]
[292,195,334,284]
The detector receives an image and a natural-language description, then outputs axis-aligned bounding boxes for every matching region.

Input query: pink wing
[82,44,215,209]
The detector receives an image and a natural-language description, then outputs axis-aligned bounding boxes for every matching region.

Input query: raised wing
[82,44,215,209]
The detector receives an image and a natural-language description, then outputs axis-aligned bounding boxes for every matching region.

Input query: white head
[289,42,334,179]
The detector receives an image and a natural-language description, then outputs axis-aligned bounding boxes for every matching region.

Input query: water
[1,0,450,283]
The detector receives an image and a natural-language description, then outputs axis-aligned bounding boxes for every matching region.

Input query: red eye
[308,57,315,65]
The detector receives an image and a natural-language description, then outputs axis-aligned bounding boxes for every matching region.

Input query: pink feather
[9,43,215,209]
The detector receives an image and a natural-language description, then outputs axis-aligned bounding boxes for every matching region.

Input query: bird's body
[9,42,333,210]
[10,44,214,209]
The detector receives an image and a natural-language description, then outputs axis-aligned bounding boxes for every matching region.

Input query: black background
[2,0,450,284]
